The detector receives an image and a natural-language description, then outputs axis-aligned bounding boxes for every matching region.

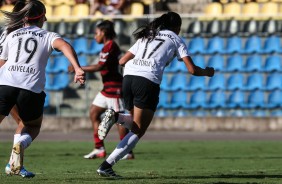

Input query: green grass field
[1,140,282,183]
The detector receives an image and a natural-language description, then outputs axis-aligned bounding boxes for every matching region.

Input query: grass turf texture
[1,141,282,183]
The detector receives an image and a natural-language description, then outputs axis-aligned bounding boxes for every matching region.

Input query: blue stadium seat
[173,109,189,117]
[263,54,281,72]
[187,37,205,54]
[207,90,226,108]
[44,91,50,108]
[86,39,104,55]
[207,73,225,91]
[224,36,243,54]
[207,54,224,71]
[72,37,88,54]
[164,58,187,73]
[225,54,244,72]
[78,55,88,66]
[45,72,70,91]
[226,73,244,90]
[185,76,206,91]
[158,91,171,109]
[267,90,282,108]
[243,35,262,54]
[169,74,188,91]
[205,36,224,54]
[46,56,69,73]
[262,35,282,54]
[160,74,171,91]
[227,90,246,108]
[246,90,265,108]
[270,110,282,117]
[169,91,189,109]
[243,54,263,72]
[155,108,170,118]
[192,55,206,68]
[186,90,207,109]
[244,73,264,91]
[264,73,282,91]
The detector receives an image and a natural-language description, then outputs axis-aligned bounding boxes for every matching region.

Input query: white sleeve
[175,37,189,60]
[50,32,61,50]
[128,39,141,55]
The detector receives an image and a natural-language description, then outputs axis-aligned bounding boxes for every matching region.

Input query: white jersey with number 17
[123,30,189,84]
[0,26,60,93]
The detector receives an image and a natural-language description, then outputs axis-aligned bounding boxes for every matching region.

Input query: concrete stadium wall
[1,116,282,132]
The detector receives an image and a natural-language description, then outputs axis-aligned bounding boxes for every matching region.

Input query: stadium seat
[51,72,70,91]
[207,54,224,71]
[205,36,224,54]
[187,37,205,54]
[72,3,89,17]
[164,58,186,73]
[169,91,189,109]
[45,4,53,19]
[53,4,72,18]
[160,74,171,91]
[114,19,131,46]
[243,54,263,72]
[264,73,282,91]
[204,2,223,18]
[227,90,246,108]
[155,108,170,118]
[205,20,223,37]
[242,2,259,18]
[225,54,244,72]
[86,39,103,55]
[186,19,204,37]
[263,54,281,72]
[173,109,189,117]
[46,56,69,73]
[261,35,282,54]
[44,91,50,108]
[192,55,206,68]
[72,37,88,54]
[261,2,279,17]
[226,73,244,90]
[223,19,241,37]
[208,90,226,108]
[207,73,225,91]
[185,76,206,91]
[71,20,89,38]
[158,91,171,109]
[246,90,265,109]
[224,36,243,54]
[128,2,144,16]
[244,73,264,91]
[169,73,188,91]
[223,2,241,17]
[243,35,262,54]
[261,19,279,36]
[186,90,207,109]
[77,55,88,67]
[54,21,70,37]
[266,89,282,108]
[242,19,260,36]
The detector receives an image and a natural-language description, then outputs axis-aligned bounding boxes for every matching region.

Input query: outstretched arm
[53,38,85,84]
[183,56,214,77]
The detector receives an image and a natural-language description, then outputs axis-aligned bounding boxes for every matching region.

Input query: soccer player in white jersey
[96,12,214,178]
[0,0,85,178]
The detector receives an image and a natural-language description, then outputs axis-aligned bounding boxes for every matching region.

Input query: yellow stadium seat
[129,2,144,16]
[42,0,61,6]
[45,4,53,19]
[72,4,89,17]
[204,2,223,17]
[242,2,259,17]
[0,4,14,12]
[59,0,76,6]
[261,2,278,16]
[223,2,241,17]
[53,4,71,18]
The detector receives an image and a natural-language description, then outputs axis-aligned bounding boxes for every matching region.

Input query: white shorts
[93,92,125,112]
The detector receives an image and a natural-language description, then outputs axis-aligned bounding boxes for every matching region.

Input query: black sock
[100,161,112,170]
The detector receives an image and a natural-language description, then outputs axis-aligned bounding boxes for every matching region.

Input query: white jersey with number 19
[0,26,60,93]
[123,30,189,84]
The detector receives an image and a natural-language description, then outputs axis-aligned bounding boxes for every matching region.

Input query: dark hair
[1,0,46,34]
[96,20,116,40]
[133,12,182,40]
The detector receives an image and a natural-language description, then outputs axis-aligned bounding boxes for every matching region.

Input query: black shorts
[0,85,46,121]
[122,75,160,111]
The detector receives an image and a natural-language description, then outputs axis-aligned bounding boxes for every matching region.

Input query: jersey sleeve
[0,31,8,60]
[175,37,189,61]
[50,32,61,50]
[128,39,141,55]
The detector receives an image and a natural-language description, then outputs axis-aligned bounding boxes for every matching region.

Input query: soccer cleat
[121,152,135,160]
[9,143,23,175]
[98,109,116,140]
[83,148,106,159]
[5,164,35,178]
[97,166,122,179]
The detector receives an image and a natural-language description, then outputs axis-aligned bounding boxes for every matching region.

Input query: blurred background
[1,0,282,131]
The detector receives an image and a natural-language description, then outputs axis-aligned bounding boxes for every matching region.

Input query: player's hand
[68,65,75,73]
[74,68,86,85]
[205,67,214,77]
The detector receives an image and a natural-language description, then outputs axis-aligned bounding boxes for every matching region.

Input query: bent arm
[119,51,134,66]
[183,56,214,77]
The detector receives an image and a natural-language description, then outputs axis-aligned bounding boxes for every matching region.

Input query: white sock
[106,132,139,165]
[18,133,32,149]
[116,113,133,130]
[13,134,21,145]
